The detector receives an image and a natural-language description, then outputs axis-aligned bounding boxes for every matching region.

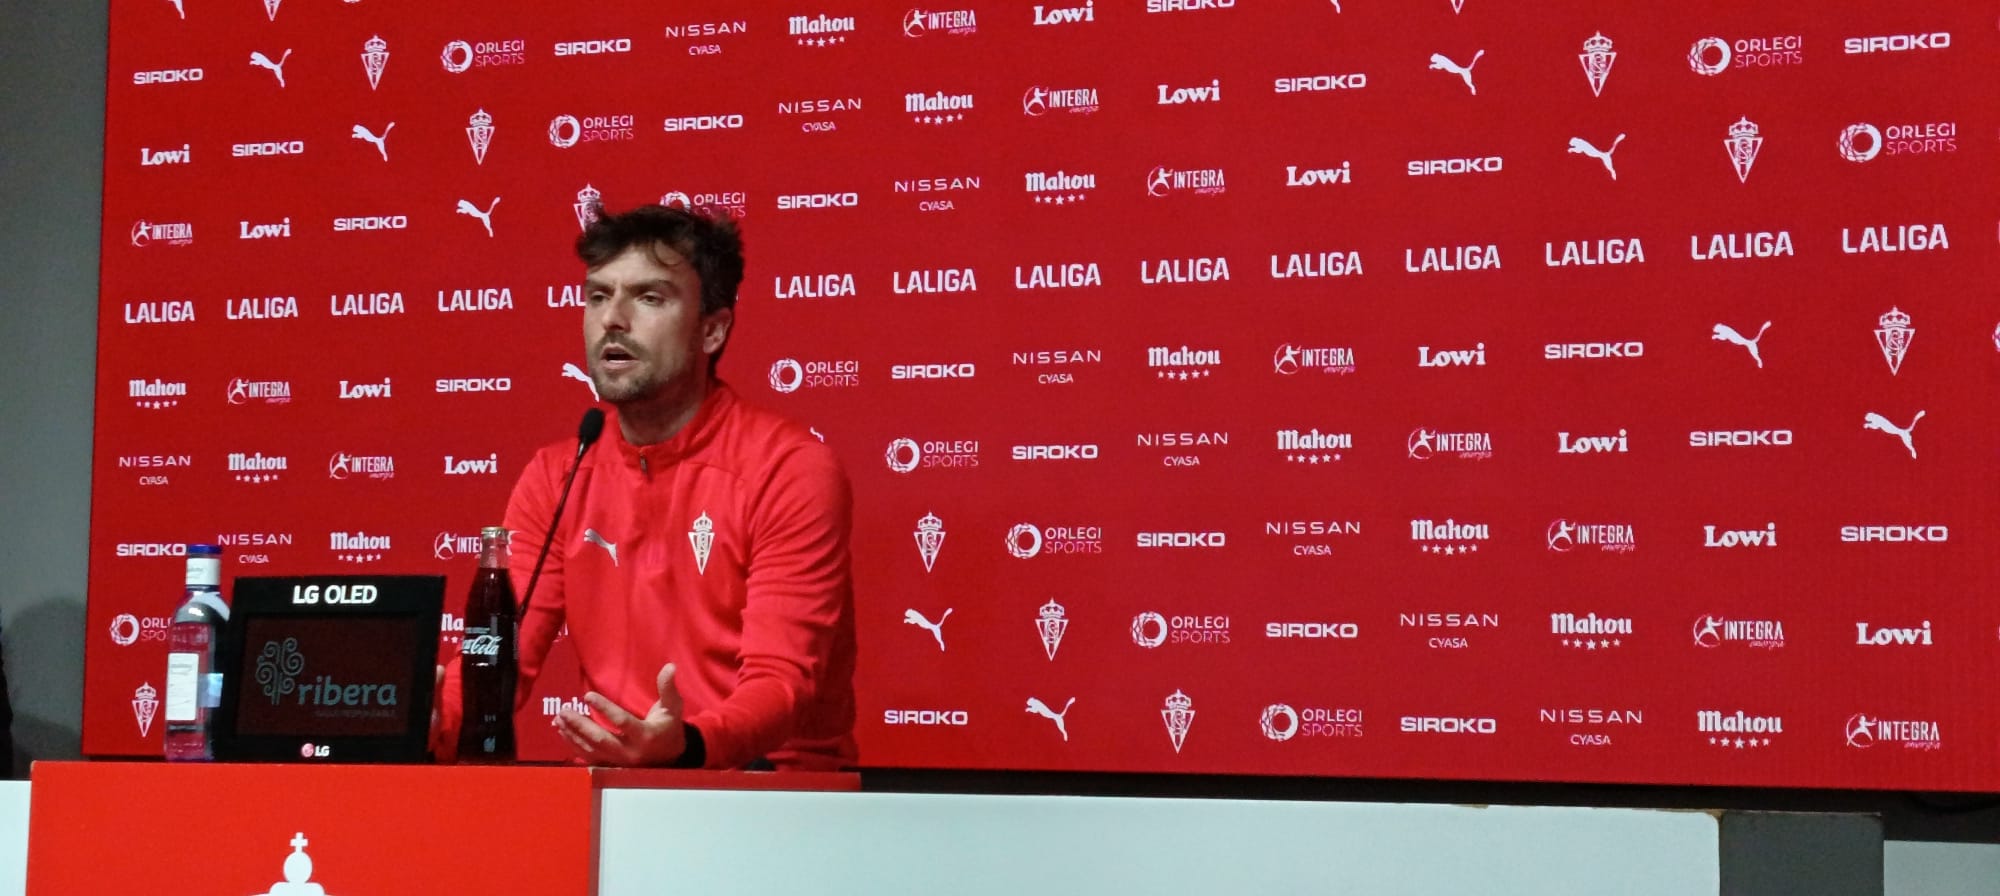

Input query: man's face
[582,243,728,404]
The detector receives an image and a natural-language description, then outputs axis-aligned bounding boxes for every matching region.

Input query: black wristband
[670,722,706,769]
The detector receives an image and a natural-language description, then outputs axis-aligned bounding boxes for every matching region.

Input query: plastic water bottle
[164,544,227,761]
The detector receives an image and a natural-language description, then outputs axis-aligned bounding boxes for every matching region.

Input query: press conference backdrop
[87,0,1998,789]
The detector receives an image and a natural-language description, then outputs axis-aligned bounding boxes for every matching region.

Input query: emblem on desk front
[252,832,332,896]
[132,682,159,737]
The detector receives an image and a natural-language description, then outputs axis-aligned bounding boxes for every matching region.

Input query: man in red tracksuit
[436,204,857,769]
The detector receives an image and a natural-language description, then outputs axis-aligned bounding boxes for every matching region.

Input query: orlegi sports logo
[883,437,980,473]
[1261,704,1363,741]
[440,38,528,72]
[550,112,638,146]
[1837,121,1957,163]
[767,358,860,393]
[1687,35,1803,75]
[1129,611,1229,648]
[1006,522,1104,558]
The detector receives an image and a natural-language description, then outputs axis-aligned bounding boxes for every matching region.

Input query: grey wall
[0,0,108,772]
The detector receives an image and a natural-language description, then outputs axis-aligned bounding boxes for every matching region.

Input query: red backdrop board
[90,0,1999,789]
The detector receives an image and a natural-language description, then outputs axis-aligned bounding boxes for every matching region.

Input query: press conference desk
[9,761,1887,895]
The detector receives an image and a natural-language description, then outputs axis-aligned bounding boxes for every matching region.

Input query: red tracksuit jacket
[440,383,858,769]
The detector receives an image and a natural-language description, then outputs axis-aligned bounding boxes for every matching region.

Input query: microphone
[519,408,606,616]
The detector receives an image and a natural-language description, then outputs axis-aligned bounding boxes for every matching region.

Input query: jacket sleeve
[684,442,852,769]
[430,446,572,761]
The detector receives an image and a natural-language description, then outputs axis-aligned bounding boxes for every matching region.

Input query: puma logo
[1712,321,1771,369]
[1428,50,1484,95]
[351,123,394,161]
[561,362,600,400]
[582,528,618,565]
[1567,134,1624,181]
[249,49,292,87]
[455,197,499,237]
[1864,411,1924,459]
[1025,697,1076,742]
[903,608,952,651]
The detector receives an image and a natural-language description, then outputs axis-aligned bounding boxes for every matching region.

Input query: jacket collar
[606,382,735,470]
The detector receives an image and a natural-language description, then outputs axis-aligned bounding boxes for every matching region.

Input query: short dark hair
[575,204,744,317]
[575,204,744,374]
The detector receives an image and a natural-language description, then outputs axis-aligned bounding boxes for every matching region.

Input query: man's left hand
[554,662,688,766]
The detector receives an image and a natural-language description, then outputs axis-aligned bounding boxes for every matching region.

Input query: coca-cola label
[461,630,502,656]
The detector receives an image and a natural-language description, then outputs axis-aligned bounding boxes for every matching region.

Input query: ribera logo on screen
[124,300,194,325]
[255,638,399,708]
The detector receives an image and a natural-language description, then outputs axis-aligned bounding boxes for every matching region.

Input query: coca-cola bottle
[457,526,517,762]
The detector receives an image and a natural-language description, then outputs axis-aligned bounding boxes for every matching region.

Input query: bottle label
[462,628,502,657]
[164,652,200,722]
[184,556,221,588]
